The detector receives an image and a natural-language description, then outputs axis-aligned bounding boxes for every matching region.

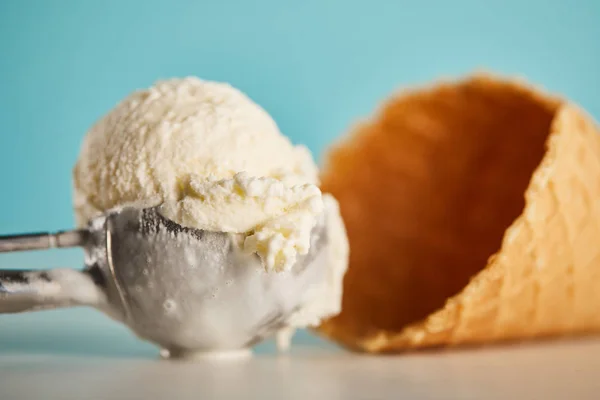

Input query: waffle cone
[316,74,600,352]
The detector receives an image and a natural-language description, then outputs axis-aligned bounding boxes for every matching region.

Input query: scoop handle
[0,230,87,253]
[0,230,99,313]
[0,268,105,313]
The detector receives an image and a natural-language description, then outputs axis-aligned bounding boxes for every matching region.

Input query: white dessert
[73,77,349,350]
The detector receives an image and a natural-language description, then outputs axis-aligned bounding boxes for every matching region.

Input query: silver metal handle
[0,230,87,253]
[0,268,105,313]
[0,229,102,313]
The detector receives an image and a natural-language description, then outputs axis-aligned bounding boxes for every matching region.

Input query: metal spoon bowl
[0,206,330,357]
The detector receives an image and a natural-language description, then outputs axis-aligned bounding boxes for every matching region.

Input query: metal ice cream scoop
[0,206,330,358]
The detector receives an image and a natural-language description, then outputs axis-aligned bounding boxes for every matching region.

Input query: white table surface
[1,253,599,399]
[1,338,599,400]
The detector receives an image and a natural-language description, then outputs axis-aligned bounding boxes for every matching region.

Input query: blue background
[0,0,599,357]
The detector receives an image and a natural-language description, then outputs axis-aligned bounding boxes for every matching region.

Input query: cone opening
[321,77,560,341]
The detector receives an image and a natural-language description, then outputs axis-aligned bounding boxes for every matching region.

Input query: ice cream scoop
[0,77,349,356]
[0,203,337,358]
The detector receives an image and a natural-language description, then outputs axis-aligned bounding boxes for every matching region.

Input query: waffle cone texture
[316,74,600,353]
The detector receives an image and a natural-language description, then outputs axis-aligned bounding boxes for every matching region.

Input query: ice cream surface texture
[73,77,326,273]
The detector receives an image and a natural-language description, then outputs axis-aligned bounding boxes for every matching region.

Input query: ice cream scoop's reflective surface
[0,203,341,357]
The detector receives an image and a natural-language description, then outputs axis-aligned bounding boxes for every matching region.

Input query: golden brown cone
[316,74,600,352]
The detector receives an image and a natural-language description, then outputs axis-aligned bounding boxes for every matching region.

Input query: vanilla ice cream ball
[73,77,323,272]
